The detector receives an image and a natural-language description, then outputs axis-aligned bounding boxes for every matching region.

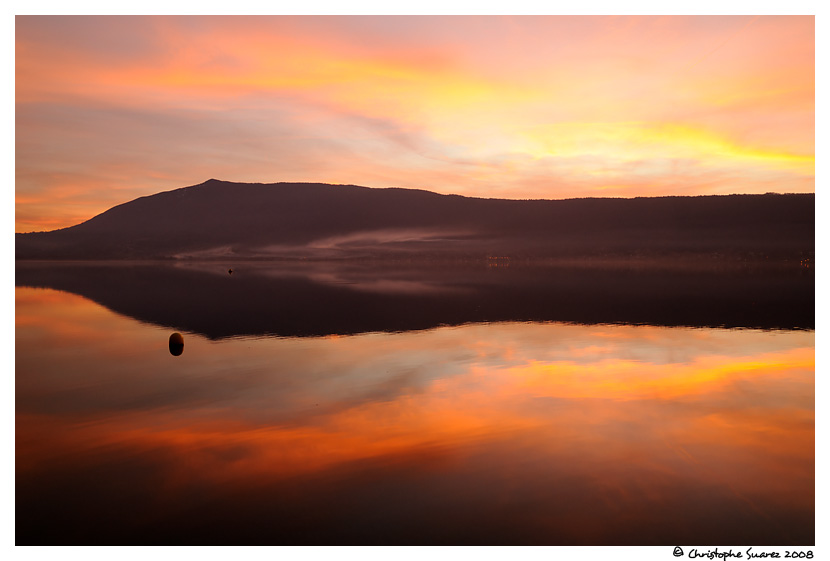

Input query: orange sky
[15,15,815,232]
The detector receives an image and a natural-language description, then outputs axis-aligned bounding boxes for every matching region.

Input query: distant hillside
[15,179,815,261]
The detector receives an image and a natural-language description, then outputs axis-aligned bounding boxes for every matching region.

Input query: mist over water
[15,261,814,544]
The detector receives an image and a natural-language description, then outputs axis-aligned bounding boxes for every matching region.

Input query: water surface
[15,262,814,544]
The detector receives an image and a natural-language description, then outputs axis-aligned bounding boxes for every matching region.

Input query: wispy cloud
[16,15,814,231]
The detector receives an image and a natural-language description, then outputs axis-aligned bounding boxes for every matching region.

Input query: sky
[14,15,815,232]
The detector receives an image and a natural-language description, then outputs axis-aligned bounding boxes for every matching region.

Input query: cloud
[15,16,814,231]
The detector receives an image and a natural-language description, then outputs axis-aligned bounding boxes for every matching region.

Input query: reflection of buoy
[228,268,234,275]
[169,332,184,356]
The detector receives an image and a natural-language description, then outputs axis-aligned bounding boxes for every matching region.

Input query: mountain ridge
[15,179,815,261]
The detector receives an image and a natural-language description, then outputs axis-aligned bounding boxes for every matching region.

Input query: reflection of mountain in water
[15,261,814,337]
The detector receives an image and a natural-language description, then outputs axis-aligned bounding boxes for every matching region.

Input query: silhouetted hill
[15,179,815,261]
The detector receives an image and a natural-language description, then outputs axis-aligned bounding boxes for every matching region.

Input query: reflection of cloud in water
[15,287,815,544]
[17,335,814,542]
[14,288,815,424]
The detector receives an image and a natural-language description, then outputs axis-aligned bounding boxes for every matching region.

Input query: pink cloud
[15,16,814,232]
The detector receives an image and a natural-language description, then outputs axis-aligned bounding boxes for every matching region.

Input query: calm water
[15,262,814,545]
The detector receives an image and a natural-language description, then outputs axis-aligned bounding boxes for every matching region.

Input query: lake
[15,260,814,545]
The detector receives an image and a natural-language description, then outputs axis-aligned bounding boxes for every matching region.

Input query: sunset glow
[14,15,814,232]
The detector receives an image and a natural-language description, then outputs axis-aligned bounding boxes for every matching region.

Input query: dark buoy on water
[228,268,234,275]
[169,332,184,356]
